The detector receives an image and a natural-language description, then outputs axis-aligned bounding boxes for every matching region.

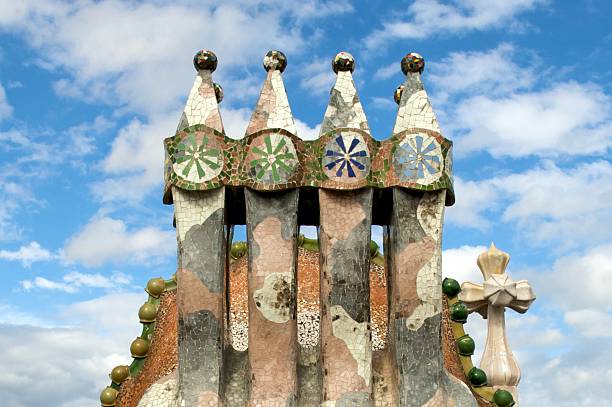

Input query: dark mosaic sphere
[401,52,425,75]
[468,367,488,387]
[394,84,405,105]
[146,277,165,298]
[332,51,355,73]
[493,389,516,407]
[138,302,158,323]
[456,334,476,356]
[263,50,288,73]
[100,387,118,406]
[442,277,461,297]
[130,337,150,358]
[110,365,130,384]
[213,82,224,103]
[450,301,469,323]
[193,49,218,72]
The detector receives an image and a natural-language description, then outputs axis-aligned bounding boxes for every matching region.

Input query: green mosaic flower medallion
[172,132,223,184]
[393,132,443,185]
[247,132,298,184]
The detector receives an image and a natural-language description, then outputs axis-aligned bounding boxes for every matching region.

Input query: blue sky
[0,0,611,405]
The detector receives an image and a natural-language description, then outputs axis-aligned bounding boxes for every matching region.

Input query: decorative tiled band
[163,124,455,205]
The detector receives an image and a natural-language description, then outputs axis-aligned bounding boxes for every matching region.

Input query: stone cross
[458,243,536,404]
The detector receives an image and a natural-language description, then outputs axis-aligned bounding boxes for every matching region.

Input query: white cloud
[0,82,13,121]
[364,0,544,49]
[564,308,612,338]
[429,43,535,102]
[0,292,144,407]
[1,0,350,116]
[373,62,398,80]
[448,161,612,249]
[63,216,174,267]
[442,244,487,283]
[452,81,612,157]
[0,241,55,267]
[299,58,335,96]
[20,271,132,293]
[531,242,612,311]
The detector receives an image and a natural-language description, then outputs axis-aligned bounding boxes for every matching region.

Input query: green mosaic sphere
[193,49,218,72]
[213,82,224,103]
[369,240,380,258]
[138,303,157,323]
[146,277,165,298]
[100,386,118,406]
[401,52,425,75]
[450,301,469,323]
[442,277,461,297]
[230,241,247,259]
[130,338,150,358]
[456,334,476,356]
[332,51,355,73]
[263,50,288,73]
[467,367,488,387]
[394,84,405,105]
[493,389,515,407]
[110,365,130,384]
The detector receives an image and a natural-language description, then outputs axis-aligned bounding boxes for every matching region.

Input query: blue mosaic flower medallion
[172,131,223,184]
[393,132,443,184]
[322,131,370,182]
[247,132,298,184]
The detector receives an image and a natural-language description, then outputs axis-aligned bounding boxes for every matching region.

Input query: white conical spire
[176,49,224,134]
[245,50,296,136]
[320,52,370,135]
[393,52,441,135]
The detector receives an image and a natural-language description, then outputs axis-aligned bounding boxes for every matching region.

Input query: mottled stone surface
[321,71,370,134]
[246,189,299,406]
[319,188,373,405]
[387,189,476,406]
[173,187,226,406]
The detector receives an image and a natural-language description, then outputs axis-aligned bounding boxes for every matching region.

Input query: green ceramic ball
[456,334,476,356]
[442,277,461,297]
[493,389,515,406]
[110,365,130,384]
[146,277,165,297]
[467,367,488,387]
[100,387,118,406]
[450,301,469,323]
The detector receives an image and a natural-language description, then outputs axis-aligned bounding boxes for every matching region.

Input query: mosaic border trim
[163,124,455,206]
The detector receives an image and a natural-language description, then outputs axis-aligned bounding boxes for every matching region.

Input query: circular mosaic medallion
[393,132,443,185]
[172,132,223,184]
[247,132,298,184]
[322,131,370,182]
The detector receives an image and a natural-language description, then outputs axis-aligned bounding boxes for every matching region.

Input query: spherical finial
[263,50,287,73]
[213,82,224,103]
[100,387,119,406]
[401,52,425,75]
[493,389,516,407]
[110,365,130,384]
[394,84,405,105]
[146,277,165,298]
[130,337,150,358]
[193,50,218,72]
[332,51,355,73]
[138,303,158,323]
